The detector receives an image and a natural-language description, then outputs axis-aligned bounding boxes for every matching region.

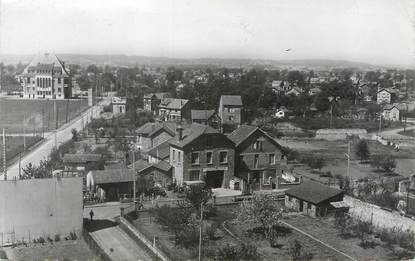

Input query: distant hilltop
[0,53,400,70]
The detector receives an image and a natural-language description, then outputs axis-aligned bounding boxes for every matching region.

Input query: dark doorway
[299,200,304,212]
[205,171,224,188]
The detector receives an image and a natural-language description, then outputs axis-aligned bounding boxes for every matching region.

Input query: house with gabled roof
[158,98,190,122]
[191,109,220,128]
[285,181,346,217]
[382,104,400,121]
[143,92,171,115]
[227,125,288,193]
[135,122,176,152]
[218,95,243,131]
[148,140,171,163]
[169,123,235,188]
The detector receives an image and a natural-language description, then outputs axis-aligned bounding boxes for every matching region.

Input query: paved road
[91,226,154,261]
[3,103,102,180]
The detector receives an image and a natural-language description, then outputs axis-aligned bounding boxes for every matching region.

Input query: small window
[58,78,61,84]
[172,149,176,161]
[189,170,199,181]
[307,202,312,209]
[191,152,199,165]
[269,154,275,165]
[206,152,213,164]
[254,154,259,168]
[228,116,234,121]
[253,140,263,151]
[219,151,228,163]
[178,151,181,162]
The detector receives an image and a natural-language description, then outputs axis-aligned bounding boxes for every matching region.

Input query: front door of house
[205,171,224,188]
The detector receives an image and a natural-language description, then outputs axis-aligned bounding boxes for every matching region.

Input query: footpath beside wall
[119,217,169,261]
[344,196,415,232]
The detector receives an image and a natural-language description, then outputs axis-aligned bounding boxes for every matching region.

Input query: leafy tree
[185,184,213,215]
[355,140,370,162]
[216,244,239,261]
[334,212,352,237]
[381,156,396,172]
[289,240,314,261]
[235,193,282,245]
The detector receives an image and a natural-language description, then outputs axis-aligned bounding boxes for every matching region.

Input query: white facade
[377,90,391,104]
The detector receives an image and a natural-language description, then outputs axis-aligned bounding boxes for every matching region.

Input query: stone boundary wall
[344,196,415,232]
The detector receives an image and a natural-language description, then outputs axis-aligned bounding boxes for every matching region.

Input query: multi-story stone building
[18,53,72,99]
[169,124,235,188]
[218,95,243,131]
[143,92,171,115]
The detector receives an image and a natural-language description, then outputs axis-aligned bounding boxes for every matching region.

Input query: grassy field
[0,135,43,173]
[0,97,89,133]
[281,138,415,180]
[3,239,100,261]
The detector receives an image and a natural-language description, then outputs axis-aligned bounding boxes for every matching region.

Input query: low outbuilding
[285,181,347,217]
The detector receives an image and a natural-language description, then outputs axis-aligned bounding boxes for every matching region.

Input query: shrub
[239,243,260,261]
[216,243,239,261]
[54,234,61,242]
[69,231,77,240]
[37,237,45,244]
[154,204,192,232]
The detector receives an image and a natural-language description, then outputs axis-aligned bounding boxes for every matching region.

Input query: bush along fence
[119,216,169,261]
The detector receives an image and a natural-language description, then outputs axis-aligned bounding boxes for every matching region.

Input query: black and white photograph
[0,0,415,260]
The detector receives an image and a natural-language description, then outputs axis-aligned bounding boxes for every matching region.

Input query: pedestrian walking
[89,209,94,222]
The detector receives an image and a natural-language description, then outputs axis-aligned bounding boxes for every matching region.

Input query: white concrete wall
[0,177,83,243]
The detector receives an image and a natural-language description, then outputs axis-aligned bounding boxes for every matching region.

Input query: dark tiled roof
[169,123,220,149]
[148,141,171,160]
[136,122,176,137]
[220,95,242,106]
[227,125,257,146]
[191,110,215,121]
[129,159,172,173]
[63,154,102,164]
[89,168,135,184]
[154,161,172,172]
[285,181,343,205]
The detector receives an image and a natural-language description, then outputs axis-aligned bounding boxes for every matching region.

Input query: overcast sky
[0,0,414,65]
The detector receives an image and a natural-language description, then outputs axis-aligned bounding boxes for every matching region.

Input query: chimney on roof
[177,125,183,141]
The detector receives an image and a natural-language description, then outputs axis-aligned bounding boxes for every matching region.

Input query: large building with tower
[18,53,72,99]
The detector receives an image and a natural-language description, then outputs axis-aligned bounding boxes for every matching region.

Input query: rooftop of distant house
[88,168,135,184]
[191,110,216,120]
[285,181,344,205]
[220,95,243,106]
[227,125,280,148]
[159,98,189,109]
[169,123,220,149]
[136,122,176,137]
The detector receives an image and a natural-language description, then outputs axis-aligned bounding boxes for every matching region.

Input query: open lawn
[3,239,100,261]
[281,138,415,179]
[0,97,89,133]
[0,135,43,173]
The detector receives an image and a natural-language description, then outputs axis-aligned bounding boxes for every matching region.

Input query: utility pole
[132,148,136,210]
[378,112,382,134]
[198,203,203,261]
[42,103,45,138]
[18,153,21,178]
[346,141,350,179]
[2,128,7,180]
[65,99,69,123]
[23,114,26,151]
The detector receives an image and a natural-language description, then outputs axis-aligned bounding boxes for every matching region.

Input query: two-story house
[143,92,171,115]
[382,105,400,122]
[136,122,176,152]
[218,95,243,131]
[111,97,126,116]
[227,125,287,193]
[158,98,190,122]
[377,88,395,104]
[169,124,235,188]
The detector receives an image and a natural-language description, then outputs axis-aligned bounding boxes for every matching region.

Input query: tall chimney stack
[177,125,183,141]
